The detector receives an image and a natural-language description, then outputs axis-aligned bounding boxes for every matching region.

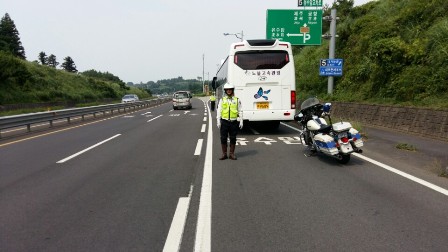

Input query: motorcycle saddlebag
[314,133,339,155]
[332,122,352,132]
[349,128,363,147]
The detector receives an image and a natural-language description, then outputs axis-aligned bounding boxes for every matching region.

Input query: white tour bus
[211,39,296,128]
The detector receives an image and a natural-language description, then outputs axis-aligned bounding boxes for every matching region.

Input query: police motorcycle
[294,97,363,164]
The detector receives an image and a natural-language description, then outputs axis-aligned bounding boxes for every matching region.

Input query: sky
[1,0,373,84]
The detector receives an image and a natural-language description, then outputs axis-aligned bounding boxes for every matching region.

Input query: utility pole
[223,31,244,41]
[328,8,337,94]
[202,54,205,94]
[323,6,339,94]
[206,72,209,95]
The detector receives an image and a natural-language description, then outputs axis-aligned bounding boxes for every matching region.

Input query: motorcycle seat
[318,124,332,134]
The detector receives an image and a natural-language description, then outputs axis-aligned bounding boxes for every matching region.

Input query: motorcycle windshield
[300,97,321,110]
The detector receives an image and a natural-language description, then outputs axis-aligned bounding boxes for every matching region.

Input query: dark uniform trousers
[220,119,239,145]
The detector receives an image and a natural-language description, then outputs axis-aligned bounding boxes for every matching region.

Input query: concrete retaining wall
[329,102,448,142]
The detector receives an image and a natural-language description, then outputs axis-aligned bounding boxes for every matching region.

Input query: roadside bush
[295,45,327,95]
[0,51,31,89]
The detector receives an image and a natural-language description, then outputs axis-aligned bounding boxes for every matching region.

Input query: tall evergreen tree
[38,51,48,65]
[47,54,59,68]
[0,13,26,59]
[61,56,77,73]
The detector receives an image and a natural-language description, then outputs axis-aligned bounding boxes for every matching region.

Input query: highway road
[1,97,447,252]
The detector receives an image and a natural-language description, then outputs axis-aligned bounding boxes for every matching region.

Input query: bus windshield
[234,50,289,70]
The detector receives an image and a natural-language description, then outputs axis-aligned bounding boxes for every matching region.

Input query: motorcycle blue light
[323,103,332,112]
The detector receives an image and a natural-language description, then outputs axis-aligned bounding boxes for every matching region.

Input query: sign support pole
[328,8,337,94]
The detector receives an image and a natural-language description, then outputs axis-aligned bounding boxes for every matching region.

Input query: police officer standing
[210,92,216,111]
[216,83,243,160]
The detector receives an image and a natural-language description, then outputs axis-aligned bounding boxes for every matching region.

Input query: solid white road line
[56,134,121,163]
[164,101,211,252]
[194,139,204,156]
[353,153,448,196]
[280,122,448,196]
[147,114,163,122]
[281,122,301,132]
[194,101,213,252]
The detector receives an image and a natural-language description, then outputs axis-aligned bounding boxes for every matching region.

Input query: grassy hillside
[294,0,448,109]
[0,51,149,105]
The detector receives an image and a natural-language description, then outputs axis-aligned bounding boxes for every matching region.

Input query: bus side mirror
[211,77,217,90]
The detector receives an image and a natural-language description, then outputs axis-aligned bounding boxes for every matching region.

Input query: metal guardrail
[0,98,170,138]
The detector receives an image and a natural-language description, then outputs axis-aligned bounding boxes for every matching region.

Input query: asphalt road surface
[1,97,447,252]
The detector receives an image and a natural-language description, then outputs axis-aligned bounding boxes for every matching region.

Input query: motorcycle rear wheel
[337,154,351,164]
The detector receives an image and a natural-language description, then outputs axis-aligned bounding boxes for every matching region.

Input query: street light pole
[223,31,244,41]
[207,72,209,94]
[202,54,205,94]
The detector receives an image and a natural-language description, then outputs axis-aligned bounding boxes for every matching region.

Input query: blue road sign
[319,67,343,76]
[319,58,343,76]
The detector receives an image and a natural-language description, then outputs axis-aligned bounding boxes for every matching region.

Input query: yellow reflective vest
[221,96,239,120]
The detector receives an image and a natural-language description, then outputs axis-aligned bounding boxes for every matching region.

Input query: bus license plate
[256,102,269,109]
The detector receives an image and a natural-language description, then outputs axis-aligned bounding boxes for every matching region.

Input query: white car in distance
[121,94,139,103]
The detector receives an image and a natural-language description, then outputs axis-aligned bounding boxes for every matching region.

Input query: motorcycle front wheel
[304,131,313,146]
[337,154,351,164]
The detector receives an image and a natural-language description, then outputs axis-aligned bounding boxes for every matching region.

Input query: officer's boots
[229,144,237,160]
[219,144,228,160]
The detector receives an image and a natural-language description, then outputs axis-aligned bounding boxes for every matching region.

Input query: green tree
[81,69,128,90]
[38,51,48,65]
[47,54,59,68]
[0,51,31,92]
[61,56,77,73]
[0,13,26,59]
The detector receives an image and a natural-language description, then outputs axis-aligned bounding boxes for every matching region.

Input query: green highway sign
[266,9,322,45]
